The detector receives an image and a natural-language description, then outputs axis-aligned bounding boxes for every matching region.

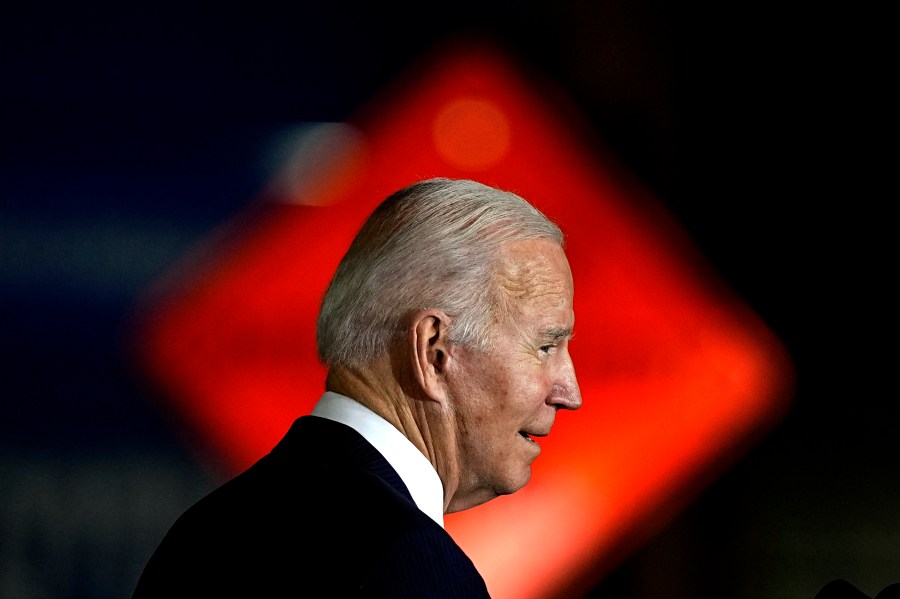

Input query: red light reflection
[131,39,794,599]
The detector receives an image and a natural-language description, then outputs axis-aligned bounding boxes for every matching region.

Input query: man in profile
[133,177,582,597]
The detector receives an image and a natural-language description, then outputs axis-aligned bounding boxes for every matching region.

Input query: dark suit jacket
[133,415,491,597]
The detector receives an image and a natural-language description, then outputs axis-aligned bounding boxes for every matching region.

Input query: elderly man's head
[317,178,581,511]
[316,178,564,366]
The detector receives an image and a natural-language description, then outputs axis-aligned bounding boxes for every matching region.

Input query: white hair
[316,178,564,369]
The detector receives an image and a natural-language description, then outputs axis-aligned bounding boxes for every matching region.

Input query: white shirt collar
[311,391,445,528]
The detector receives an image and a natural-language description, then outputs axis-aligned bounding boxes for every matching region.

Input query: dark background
[2,2,896,598]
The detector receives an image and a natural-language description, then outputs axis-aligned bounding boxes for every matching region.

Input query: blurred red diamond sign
[131,39,795,599]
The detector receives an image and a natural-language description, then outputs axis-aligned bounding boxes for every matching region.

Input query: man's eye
[539,344,555,354]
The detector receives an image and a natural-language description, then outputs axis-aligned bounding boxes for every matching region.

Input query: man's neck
[326,357,462,514]
[326,360,427,457]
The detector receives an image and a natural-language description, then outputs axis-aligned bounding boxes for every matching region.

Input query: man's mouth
[518,430,545,444]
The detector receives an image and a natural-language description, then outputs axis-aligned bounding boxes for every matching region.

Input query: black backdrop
[2,2,896,598]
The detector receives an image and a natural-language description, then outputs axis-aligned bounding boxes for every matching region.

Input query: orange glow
[131,39,794,599]
[433,97,511,170]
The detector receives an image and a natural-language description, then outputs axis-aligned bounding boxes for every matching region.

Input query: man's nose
[549,356,582,411]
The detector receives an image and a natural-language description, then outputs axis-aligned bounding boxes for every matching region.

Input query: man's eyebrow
[542,327,573,342]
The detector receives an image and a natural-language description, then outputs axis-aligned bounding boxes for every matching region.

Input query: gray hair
[315,177,564,369]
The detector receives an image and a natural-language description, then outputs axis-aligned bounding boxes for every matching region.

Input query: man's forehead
[496,239,573,300]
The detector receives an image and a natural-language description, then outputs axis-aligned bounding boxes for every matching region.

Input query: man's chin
[447,466,534,512]
[503,467,532,496]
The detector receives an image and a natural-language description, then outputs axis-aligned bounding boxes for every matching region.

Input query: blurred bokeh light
[2,2,896,599]
[129,41,794,599]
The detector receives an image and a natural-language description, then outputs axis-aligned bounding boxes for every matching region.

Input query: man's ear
[409,309,452,404]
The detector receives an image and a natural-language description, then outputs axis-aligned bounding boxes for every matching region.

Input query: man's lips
[518,430,548,443]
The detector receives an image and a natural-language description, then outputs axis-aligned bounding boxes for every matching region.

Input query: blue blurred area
[2,2,897,598]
